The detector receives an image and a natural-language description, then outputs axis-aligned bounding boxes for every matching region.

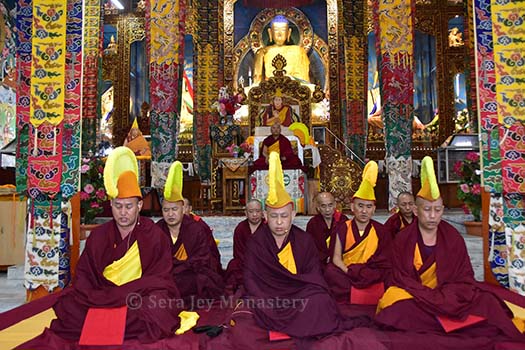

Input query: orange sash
[174,243,188,261]
[277,241,297,274]
[377,243,437,313]
[342,223,378,266]
[268,140,280,154]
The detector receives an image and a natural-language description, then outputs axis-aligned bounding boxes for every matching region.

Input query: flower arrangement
[80,157,107,224]
[211,87,244,123]
[454,151,481,221]
[226,144,242,157]
[226,141,253,158]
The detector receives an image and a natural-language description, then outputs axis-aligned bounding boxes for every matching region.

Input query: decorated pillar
[16,0,82,296]
[146,0,187,189]
[474,0,525,295]
[341,0,367,160]
[373,0,415,210]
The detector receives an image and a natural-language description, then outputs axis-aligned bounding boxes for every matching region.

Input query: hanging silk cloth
[147,0,186,187]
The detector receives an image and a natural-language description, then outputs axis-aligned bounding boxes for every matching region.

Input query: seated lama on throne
[251,121,305,172]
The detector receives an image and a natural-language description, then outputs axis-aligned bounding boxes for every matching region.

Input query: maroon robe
[243,224,371,342]
[31,217,181,344]
[225,218,264,292]
[157,215,224,303]
[324,219,392,301]
[251,134,304,171]
[376,220,524,342]
[306,211,348,264]
[189,213,224,276]
[384,212,413,238]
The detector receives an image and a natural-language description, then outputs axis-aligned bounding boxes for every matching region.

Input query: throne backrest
[247,55,314,136]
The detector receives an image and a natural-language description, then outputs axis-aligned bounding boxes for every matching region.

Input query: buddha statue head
[268,15,292,46]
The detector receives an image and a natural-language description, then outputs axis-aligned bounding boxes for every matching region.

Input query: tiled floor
[0,210,482,313]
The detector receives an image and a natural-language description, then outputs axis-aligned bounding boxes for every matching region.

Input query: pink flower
[462,204,471,214]
[466,152,480,162]
[471,183,481,195]
[84,184,95,194]
[90,202,100,208]
[460,183,470,193]
[453,161,463,176]
[80,191,90,200]
[96,189,106,200]
[81,164,90,173]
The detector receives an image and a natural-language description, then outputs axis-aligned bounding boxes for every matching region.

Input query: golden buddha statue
[253,15,310,84]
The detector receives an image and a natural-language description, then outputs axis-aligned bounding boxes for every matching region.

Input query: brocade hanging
[474,0,525,295]
[374,0,415,209]
[147,0,186,186]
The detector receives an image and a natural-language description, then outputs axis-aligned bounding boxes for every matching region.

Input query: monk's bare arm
[332,236,348,273]
[262,144,269,163]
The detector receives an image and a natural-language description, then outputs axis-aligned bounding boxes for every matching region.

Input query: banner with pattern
[29,1,67,127]
[62,0,82,199]
[147,0,186,175]
[373,0,414,209]
[24,197,62,291]
[81,0,100,121]
[16,0,33,194]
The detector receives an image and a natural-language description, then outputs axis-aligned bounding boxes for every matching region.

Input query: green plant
[80,157,107,224]
[454,151,481,221]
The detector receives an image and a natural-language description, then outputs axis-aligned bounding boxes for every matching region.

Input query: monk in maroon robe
[242,206,371,344]
[157,203,224,304]
[251,122,304,172]
[306,192,348,264]
[21,163,182,347]
[383,191,415,238]
[225,199,265,292]
[183,197,224,276]
[324,161,392,302]
[376,195,524,342]
[51,216,181,342]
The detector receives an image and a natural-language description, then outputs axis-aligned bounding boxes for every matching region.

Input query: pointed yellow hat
[266,152,293,209]
[353,161,378,201]
[164,161,184,203]
[104,146,141,199]
[417,156,440,201]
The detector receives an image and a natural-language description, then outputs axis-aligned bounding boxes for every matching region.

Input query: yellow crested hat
[288,122,310,146]
[417,156,440,201]
[164,161,184,203]
[274,88,283,97]
[104,146,142,199]
[265,152,293,209]
[353,161,378,201]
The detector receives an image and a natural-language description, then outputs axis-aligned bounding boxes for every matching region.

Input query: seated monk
[376,157,525,342]
[183,197,224,277]
[156,162,224,304]
[23,147,181,346]
[383,191,416,238]
[324,161,392,302]
[239,153,371,345]
[305,192,348,264]
[225,199,265,293]
[251,121,304,172]
[261,93,296,127]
